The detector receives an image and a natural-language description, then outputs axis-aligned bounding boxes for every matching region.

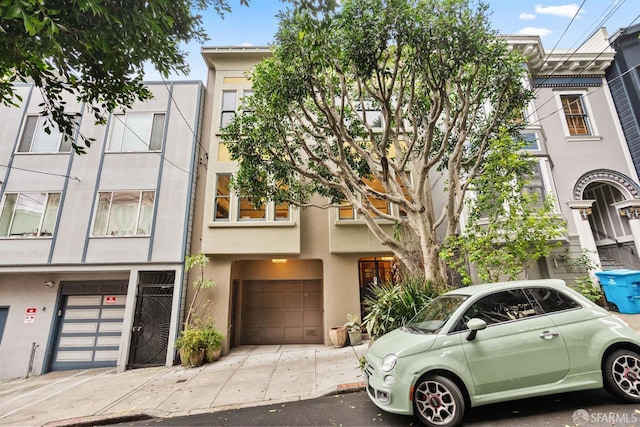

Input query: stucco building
[0,81,203,379]
[193,31,640,355]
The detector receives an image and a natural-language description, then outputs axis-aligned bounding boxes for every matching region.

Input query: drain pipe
[26,342,39,378]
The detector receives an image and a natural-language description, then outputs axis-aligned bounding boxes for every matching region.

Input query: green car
[364,279,640,427]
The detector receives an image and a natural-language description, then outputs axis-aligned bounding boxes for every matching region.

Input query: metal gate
[128,271,174,368]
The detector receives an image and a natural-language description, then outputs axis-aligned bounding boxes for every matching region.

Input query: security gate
[128,271,174,368]
[50,281,127,371]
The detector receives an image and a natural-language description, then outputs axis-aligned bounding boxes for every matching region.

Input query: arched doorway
[575,169,640,269]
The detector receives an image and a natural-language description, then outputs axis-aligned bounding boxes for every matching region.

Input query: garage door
[51,282,127,371]
[242,280,323,345]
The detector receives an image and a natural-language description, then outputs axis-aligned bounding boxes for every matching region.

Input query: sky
[150,0,640,82]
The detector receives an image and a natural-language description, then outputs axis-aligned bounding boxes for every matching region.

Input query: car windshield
[402,294,468,334]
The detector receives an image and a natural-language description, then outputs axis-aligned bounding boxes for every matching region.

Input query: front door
[128,271,175,368]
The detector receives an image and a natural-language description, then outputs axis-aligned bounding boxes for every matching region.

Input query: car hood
[369,328,438,358]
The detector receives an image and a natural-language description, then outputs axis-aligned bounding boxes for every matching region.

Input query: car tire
[413,374,465,427]
[604,349,640,402]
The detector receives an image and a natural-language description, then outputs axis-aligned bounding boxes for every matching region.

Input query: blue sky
[153,0,640,82]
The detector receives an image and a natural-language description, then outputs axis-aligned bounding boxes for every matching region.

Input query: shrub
[363,275,439,339]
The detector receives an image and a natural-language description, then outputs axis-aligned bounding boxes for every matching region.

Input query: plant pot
[329,326,348,347]
[205,346,222,363]
[179,348,205,367]
[348,330,363,346]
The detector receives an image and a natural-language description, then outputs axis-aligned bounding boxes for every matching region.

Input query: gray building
[607,24,640,180]
[0,81,203,379]
[509,29,640,277]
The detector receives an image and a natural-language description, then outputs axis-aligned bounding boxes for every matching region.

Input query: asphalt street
[114,388,640,427]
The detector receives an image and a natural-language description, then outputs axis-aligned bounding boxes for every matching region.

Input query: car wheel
[604,349,640,402]
[413,374,465,427]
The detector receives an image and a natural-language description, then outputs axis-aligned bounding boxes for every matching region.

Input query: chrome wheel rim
[612,354,640,398]
[415,380,457,425]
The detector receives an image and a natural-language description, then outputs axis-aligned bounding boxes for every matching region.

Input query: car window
[528,287,581,313]
[452,289,537,332]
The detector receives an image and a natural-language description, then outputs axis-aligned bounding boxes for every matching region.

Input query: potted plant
[329,325,348,347]
[203,325,225,363]
[344,313,363,346]
[175,326,207,367]
[176,253,220,367]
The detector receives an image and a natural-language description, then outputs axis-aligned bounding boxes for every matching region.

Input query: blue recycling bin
[595,269,640,314]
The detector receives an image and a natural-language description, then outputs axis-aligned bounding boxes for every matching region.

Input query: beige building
[192,48,394,351]
[193,31,640,355]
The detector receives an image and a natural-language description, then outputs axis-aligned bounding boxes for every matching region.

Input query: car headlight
[381,354,397,372]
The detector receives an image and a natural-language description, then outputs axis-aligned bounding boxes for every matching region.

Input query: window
[213,173,288,222]
[238,197,266,221]
[453,289,537,331]
[560,95,591,136]
[528,288,580,313]
[0,193,60,237]
[17,116,71,153]
[92,191,154,236]
[522,162,546,209]
[220,90,252,129]
[220,91,237,128]
[521,132,539,150]
[108,113,165,152]
[275,200,290,221]
[214,174,231,221]
[338,176,393,220]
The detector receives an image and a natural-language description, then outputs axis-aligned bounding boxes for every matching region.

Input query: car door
[459,288,570,395]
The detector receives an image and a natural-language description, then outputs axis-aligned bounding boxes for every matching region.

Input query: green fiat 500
[364,279,640,427]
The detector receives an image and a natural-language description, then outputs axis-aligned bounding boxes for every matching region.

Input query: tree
[440,132,566,284]
[0,0,248,154]
[223,0,532,286]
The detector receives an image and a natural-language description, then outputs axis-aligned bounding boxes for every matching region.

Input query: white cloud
[519,13,537,20]
[534,4,584,18]
[517,27,553,37]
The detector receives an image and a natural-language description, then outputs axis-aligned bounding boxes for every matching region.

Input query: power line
[0,164,80,182]
[531,0,626,96]
[535,61,640,124]
[526,11,640,123]
[109,113,193,176]
[160,78,210,164]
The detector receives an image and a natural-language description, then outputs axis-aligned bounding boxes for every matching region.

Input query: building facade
[509,30,640,278]
[0,81,203,379]
[607,24,640,180]
[193,32,640,354]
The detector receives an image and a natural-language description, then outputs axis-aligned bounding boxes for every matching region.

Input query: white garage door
[51,294,126,371]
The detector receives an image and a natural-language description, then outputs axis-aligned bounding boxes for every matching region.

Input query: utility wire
[526,11,640,123]
[160,77,210,163]
[531,0,625,96]
[0,164,81,181]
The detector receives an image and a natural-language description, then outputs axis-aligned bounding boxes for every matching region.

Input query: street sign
[25,307,37,324]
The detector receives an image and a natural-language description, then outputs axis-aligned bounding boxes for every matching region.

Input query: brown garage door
[242,280,323,344]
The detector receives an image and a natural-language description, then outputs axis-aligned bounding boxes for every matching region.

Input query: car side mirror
[466,318,487,341]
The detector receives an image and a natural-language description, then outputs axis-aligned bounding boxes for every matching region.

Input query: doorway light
[271,258,288,264]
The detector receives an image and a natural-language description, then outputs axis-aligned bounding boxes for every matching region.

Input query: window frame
[91,190,155,237]
[212,173,290,223]
[107,112,166,152]
[16,115,72,153]
[0,192,61,237]
[555,91,599,139]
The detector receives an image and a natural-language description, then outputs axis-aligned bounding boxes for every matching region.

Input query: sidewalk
[0,343,368,427]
